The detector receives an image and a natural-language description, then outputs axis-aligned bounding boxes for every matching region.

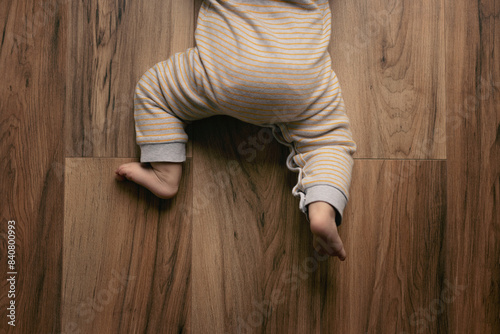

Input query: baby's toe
[116,163,137,180]
[115,166,126,180]
[336,247,347,261]
[115,172,126,181]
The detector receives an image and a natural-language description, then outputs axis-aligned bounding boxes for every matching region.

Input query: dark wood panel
[444,0,500,332]
[0,0,67,332]
[329,0,446,159]
[0,0,497,332]
[65,0,195,158]
[62,158,192,333]
[322,160,447,333]
[190,116,327,333]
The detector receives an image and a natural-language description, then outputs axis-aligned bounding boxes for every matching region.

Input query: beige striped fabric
[134,0,357,225]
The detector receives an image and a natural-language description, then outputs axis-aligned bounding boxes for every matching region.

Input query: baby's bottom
[116,47,347,260]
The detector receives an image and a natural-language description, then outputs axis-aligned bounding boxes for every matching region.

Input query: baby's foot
[115,162,182,199]
[308,201,347,261]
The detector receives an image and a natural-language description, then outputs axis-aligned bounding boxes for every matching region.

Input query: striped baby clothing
[134,0,357,226]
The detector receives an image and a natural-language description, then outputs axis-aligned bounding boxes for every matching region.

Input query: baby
[116,0,356,260]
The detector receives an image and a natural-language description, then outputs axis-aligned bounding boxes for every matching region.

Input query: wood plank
[444,0,500,332]
[0,0,67,332]
[329,0,446,159]
[321,160,447,333]
[191,116,327,333]
[62,158,192,333]
[65,0,195,158]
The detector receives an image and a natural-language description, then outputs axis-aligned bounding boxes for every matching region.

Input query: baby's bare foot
[308,201,347,261]
[115,162,182,199]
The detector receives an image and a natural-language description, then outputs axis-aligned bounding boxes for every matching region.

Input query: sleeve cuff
[139,143,186,163]
[303,185,348,226]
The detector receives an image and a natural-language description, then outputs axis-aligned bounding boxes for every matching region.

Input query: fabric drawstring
[268,124,309,218]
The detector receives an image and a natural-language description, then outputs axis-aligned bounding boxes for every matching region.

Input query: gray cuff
[140,143,186,163]
[304,185,348,226]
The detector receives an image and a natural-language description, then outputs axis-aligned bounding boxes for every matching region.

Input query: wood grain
[329,0,446,159]
[444,0,500,332]
[65,0,195,158]
[191,116,326,333]
[190,117,448,333]
[0,0,67,332]
[1,0,498,332]
[322,160,447,333]
[62,158,192,333]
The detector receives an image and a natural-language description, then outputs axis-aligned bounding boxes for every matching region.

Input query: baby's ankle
[150,162,182,187]
[308,201,336,222]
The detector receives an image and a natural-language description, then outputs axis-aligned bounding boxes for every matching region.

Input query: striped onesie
[134,0,357,226]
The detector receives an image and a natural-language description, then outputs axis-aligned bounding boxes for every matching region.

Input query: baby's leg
[115,162,182,199]
[276,67,356,260]
[117,48,216,198]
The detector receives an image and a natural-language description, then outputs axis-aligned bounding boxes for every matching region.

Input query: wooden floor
[0,0,498,333]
